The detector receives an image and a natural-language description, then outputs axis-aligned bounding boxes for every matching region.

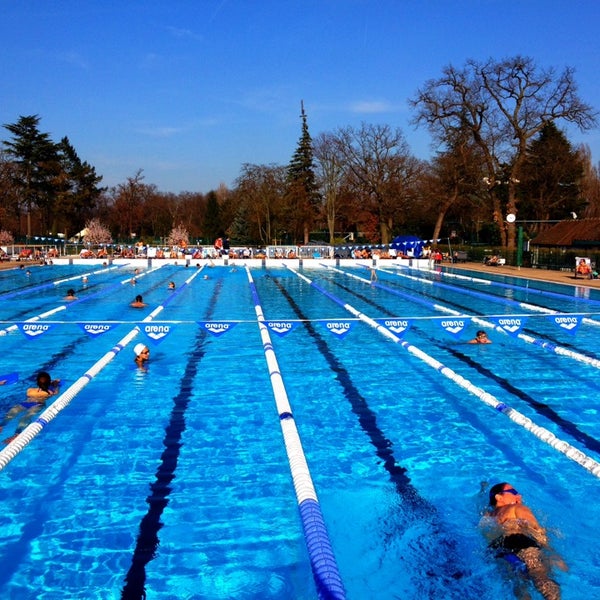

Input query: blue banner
[489,316,528,336]
[17,322,55,339]
[266,321,299,337]
[138,322,176,344]
[198,321,237,337]
[78,322,118,337]
[320,320,354,338]
[547,314,583,335]
[375,318,412,337]
[433,317,471,338]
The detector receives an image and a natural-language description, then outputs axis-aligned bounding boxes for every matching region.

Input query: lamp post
[506,215,574,269]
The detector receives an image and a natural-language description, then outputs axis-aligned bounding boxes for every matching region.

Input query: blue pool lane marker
[121,270,218,599]
[0,264,202,471]
[287,265,600,480]
[380,264,600,367]
[245,267,346,600]
[330,267,600,460]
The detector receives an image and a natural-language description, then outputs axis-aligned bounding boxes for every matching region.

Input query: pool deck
[450,261,600,289]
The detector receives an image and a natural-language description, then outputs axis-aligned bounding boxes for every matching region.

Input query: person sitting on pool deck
[483,482,565,600]
[1,371,60,444]
[576,258,592,278]
[468,330,492,344]
[130,294,147,308]
[133,343,150,371]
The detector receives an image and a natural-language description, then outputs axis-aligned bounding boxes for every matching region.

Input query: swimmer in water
[133,343,150,371]
[469,330,492,344]
[482,482,565,600]
[130,294,147,308]
[1,372,60,444]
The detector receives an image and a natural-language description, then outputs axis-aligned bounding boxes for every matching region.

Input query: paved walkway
[450,261,600,289]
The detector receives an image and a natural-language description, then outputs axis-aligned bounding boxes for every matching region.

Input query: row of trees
[1,55,599,251]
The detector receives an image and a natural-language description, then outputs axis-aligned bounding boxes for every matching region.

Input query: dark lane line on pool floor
[270,276,473,593]
[328,277,600,459]
[324,278,540,475]
[373,270,600,389]
[385,272,600,365]
[120,279,223,600]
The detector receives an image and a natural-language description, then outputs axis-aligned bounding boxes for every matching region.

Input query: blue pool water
[0,260,599,599]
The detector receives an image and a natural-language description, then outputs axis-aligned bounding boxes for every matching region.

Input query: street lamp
[506,213,576,269]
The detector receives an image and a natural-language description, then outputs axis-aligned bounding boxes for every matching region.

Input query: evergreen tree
[285,101,320,244]
[202,190,221,245]
[519,122,584,233]
[54,136,105,237]
[3,115,59,238]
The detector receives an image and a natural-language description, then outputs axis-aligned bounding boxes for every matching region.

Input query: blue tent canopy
[390,235,424,257]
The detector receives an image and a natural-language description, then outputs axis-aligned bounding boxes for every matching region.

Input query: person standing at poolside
[1,371,60,444]
[482,482,565,600]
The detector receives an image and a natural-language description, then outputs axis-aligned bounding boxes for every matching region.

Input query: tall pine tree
[3,115,58,238]
[518,122,584,233]
[285,101,320,244]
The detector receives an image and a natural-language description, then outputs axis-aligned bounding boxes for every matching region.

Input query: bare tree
[234,163,286,246]
[411,55,597,249]
[313,132,345,243]
[334,123,421,244]
[107,169,157,241]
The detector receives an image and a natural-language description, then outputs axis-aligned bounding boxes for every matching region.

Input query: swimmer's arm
[514,505,550,545]
[478,515,502,541]
[26,388,50,399]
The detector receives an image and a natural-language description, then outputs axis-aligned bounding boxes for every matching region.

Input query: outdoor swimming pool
[0,259,599,599]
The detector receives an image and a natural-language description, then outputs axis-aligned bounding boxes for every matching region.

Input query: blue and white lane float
[0,266,203,471]
[387,262,600,329]
[0,263,123,301]
[0,263,166,337]
[354,264,600,370]
[287,265,600,479]
[245,266,346,600]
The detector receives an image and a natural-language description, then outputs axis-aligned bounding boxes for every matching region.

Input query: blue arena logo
[550,315,582,333]
[377,318,411,336]
[492,316,527,334]
[498,318,522,326]
[267,321,297,337]
[322,320,354,337]
[440,319,467,335]
[199,321,237,337]
[384,320,409,328]
[143,324,172,341]
[441,320,465,328]
[18,323,53,338]
[79,323,114,337]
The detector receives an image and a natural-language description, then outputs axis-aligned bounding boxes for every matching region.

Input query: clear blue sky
[2,0,599,193]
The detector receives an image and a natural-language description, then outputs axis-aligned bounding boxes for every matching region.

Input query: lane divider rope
[287,265,600,479]
[245,266,346,600]
[365,264,600,370]
[0,265,202,471]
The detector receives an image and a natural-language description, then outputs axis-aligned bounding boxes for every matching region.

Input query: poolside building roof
[530,218,600,249]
